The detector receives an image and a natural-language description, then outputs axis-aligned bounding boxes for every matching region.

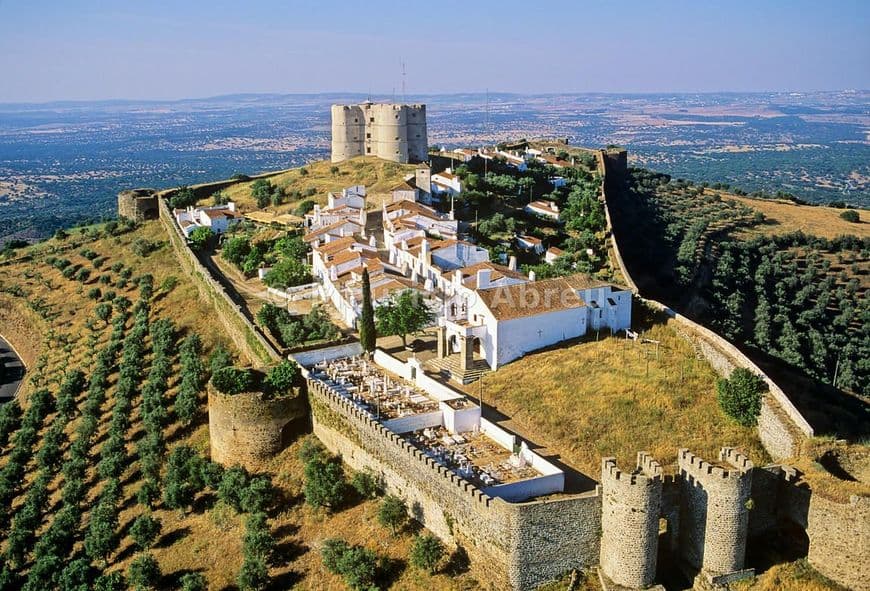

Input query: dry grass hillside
[713,191,868,240]
[467,309,768,478]
[219,157,417,214]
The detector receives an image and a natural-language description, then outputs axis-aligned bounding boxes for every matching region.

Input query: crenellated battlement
[679,448,752,482]
[637,451,662,477]
[677,448,753,580]
[308,378,497,508]
[720,447,753,472]
[601,454,662,488]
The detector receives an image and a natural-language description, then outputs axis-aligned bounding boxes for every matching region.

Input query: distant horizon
[1,0,868,103]
[1,88,868,109]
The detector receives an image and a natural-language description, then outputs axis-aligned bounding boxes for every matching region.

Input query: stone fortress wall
[117,188,159,221]
[307,376,602,591]
[597,149,812,461]
[153,178,285,366]
[331,103,428,164]
[597,151,868,590]
[133,147,867,589]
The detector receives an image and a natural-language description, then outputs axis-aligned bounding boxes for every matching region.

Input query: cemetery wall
[307,377,602,591]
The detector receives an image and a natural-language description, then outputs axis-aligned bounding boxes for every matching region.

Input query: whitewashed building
[304,184,367,231]
[174,202,241,237]
[390,238,490,294]
[525,200,561,221]
[545,246,565,265]
[516,234,545,254]
[436,274,632,370]
[382,200,458,250]
[431,169,462,198]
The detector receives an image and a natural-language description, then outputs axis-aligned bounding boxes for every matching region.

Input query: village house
[382,199,458,250]
[304,184,367,231]
[431,169,462,198]
[174,202,241,237]
[303,219,365,244]
[436,273,632,371]
[390,237,490,293]
[515,234,545,254]
[524,200,561,221]
[545,246,564,265]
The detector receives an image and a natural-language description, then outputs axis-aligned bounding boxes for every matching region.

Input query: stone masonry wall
[677,448,753,577]
[600,453,662,588]
[117,189,158,221]
[778,476,870,591]
[598,147,814,464]
[308,378,601,591]
[208,386,306,470]
[158,194,280,366]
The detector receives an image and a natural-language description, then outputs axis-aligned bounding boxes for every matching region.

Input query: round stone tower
[600,452,663,589]
[117,188,158,221]
[208,383,306,470]
[370,103,408,163]
[405,104,428,162]
[331,104,365,163]
[678,447,753,577]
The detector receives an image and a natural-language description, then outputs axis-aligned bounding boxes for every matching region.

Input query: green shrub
[350,470,380,499]
[717,368,766,426]
[211,367,254,395]
[263,360,300,396]
[179,572,207,591]
[293,199,316,217]
[168,186,197,210]
[127,553,161,591]
[377,495,407,535]
[320,538,379,591]
[303,457,345,510]
[130,513,162,550]
[839,209,860,223]
[410,534,445,574]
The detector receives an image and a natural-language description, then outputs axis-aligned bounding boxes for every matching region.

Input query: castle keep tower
[678,447,754,583]
[600,453,663,589]
[331,103,428,164]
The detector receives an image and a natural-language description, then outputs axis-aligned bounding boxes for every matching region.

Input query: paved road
[0,335,25,401]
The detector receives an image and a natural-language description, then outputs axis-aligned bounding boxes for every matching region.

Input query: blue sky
[1,0,868,102]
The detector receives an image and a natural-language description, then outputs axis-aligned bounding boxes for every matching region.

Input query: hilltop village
[0,102,865,591]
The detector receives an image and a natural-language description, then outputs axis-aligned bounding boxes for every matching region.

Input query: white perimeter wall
[495,308,587,368]
[442,403,481,433]
[383,411,444,434]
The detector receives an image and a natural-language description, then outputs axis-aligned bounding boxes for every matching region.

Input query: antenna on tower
[401,59,406,104]
[484,88,490,177]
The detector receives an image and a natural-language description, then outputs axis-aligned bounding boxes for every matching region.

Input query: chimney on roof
[529,270,536,282]
[421,239,432,266]
[401,239,409,251]
[453,269,462,285]
[227,202,236,212]
[477,268,491,290]
[369,235,376,247]
[508,256,517,271]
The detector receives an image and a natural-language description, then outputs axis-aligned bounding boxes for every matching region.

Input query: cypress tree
[359,269,376,352]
